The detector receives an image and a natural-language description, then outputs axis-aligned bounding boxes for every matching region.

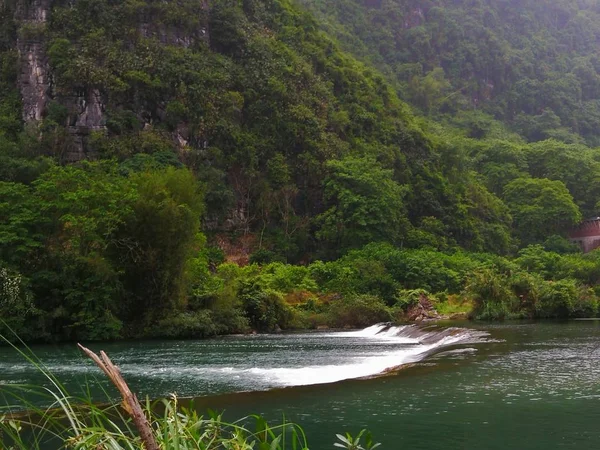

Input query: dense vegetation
[301,0,600,146]
[2,0,600,342]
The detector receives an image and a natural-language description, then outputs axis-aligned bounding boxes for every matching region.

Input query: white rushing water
[0,324,489,400]
[231,324,488,387]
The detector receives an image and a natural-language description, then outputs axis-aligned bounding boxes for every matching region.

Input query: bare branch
[78,344,160,450]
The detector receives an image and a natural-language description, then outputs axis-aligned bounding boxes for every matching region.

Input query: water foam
[0,325,489,402]
[241,324,487,387]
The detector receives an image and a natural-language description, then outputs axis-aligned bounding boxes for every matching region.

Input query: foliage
[395,289,429,311]
[335,430,381,450]
[328,294,393,328]
[0,266,38,341]
[155,311,219,339]
[465,269,515,320]
[316,156,409,257]
[503,177,582,245]
[302,0,600,146]
[117,167,204,321]
[536,279,580,319]
[0,162,208,341]
[238,280,294,331]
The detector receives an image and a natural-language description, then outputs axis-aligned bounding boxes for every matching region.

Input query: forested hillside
[301,0,600,145]
[2,0,600,342]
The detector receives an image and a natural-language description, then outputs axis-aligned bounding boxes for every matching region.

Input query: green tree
[0,182,46,266]
[117,167,204,323]
[30,163,138,340]
[316,156,409,257]
[503,177,582,245]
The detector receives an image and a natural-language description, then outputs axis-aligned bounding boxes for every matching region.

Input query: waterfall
[245,324,489,386]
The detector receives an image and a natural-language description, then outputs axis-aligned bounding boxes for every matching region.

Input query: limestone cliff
[15,0,50,123]
[14,0,104,160]
[14,0,210,161]
[63,88,107,162]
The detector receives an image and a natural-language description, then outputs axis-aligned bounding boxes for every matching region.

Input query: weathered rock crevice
[62,88,107,162]
[16,0,51,123]
[14,0,211,161]
[15,0,106,161]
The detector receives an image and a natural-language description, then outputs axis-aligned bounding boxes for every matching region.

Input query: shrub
[239,281,294,331]
[570,286,599,318]
[383,250,463,293]
[310,256,399,305]
[515,245,562,280]
[260,263,318,293]
[536,279,579,318]
[465,269,515,320]
[155,310,218,338]
[249,248,283,265]
[395,289,430,311]
[328,294,392,328]
[0,266,38,341]
[211,307,250,334]
[508,271,541,317]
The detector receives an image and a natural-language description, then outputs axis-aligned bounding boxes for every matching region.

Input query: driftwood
[78,344,160,450]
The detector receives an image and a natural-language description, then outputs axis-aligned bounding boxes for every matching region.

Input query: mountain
[1,0,522,259]
[300,0,600,146]
[0,0,598,340]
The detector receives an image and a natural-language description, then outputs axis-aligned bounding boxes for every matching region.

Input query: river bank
[5,241,600,344]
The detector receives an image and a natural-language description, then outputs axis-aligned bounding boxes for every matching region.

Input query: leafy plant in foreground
[335,430,381,450]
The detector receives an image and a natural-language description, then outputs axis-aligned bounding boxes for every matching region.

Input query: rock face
[63,88,107,162]
[14,0,211,161]
[406,294,440,322]
[16,0,51,123]
[15,0,105,160]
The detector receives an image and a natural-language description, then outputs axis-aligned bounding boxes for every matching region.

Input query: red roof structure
[569,217,600,253]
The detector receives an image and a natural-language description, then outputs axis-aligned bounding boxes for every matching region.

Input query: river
[2,321,600,449]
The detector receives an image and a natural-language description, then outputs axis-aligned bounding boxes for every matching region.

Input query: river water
[2,321,600,449]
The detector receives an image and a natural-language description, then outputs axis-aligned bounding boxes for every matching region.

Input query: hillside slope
[301,0,600,146]
[1,0,519,258]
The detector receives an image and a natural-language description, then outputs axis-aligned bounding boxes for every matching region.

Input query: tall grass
[0,331,380,450]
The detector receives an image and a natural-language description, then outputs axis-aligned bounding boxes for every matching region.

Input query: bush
[515,245,562,280]
[260,263,318,293]
[508,271,541,317]
[249,248,284,265]
[0,266,39,341]
[465,269,515,320]
[328,294,392,328]
[239,280,294,331]
[381,249,464,293]
[310,256,399,305]
[570,286,599,318]
[395,288,430,311]
[536,279,579,318]
[211,307,250,334]
[155,310,218,338]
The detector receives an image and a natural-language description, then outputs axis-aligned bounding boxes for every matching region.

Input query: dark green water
[2,321,600,449]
